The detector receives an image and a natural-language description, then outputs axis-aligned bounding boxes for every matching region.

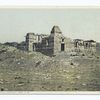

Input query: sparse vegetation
[70,62,74,65]
[0,44,100,91]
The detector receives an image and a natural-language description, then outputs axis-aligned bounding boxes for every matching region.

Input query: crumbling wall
[25,26,97,56]
[73,39,96,56]
[96,43,100,55]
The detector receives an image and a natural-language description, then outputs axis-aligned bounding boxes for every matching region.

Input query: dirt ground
[0,44,100,91]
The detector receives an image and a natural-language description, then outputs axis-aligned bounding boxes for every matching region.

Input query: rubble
[76,75,81,79]
[0,44,99,91]
[82,83,87,86]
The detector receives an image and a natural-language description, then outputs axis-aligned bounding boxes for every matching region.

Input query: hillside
[0,44,100,91]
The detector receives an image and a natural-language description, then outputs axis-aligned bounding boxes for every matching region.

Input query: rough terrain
[0,44,100,91]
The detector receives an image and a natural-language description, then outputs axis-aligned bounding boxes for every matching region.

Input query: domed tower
[49,25,65,55]
[51,25,62,34]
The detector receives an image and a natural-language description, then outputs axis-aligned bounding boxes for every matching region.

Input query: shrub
[70,62,74,65]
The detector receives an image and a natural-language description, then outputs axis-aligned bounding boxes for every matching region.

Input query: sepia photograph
[0,7,100,93]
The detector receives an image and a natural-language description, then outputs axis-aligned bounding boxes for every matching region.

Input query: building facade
[25,25,96,55]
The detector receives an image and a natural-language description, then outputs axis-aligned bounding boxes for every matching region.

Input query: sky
[0,8,100,43]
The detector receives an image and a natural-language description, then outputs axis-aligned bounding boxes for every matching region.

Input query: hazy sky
[0,8,100,43]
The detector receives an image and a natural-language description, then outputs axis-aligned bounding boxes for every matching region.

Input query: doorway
[61,43,65,51]
[33,43,36,51]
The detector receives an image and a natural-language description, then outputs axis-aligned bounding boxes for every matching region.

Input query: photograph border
[0,5,100,95]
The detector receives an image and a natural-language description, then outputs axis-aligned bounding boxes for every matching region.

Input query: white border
[0,0,100,96]
[0,91,100,95]
[0,0,100,6]
[0,6,100,95]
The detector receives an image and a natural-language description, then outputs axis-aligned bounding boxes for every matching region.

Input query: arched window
[62,39,64,42]
[46,40,49,46]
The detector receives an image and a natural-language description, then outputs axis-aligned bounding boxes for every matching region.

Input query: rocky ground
[0,44,100,91]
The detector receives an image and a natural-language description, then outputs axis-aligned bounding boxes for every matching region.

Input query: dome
[51,26,62,34]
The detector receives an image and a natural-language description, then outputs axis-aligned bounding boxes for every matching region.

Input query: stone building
[25,25,96,56]
[26,33,49,52]
[74,39,96,55]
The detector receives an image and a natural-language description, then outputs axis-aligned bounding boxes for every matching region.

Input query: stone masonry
[25,25,96,55]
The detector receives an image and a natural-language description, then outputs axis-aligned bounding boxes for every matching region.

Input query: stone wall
[96,43,100,54]
[25,26,97,56]
[26,33,35,52]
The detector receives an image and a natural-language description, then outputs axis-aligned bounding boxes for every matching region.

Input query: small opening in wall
[46,40,49,46]
[61,43,65,51]
[33,43,36,51]
[62,39,64,42]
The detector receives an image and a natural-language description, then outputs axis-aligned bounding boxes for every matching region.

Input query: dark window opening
[86,43,88,47]
[61,44,65,51]
[75,42,78,47]
[62,39,64,42]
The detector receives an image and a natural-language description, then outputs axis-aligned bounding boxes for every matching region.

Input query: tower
[49,25,65,55]
[26,33,35,52]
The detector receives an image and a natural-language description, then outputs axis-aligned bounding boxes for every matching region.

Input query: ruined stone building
[25,25,96,55]
[74,39,96,52]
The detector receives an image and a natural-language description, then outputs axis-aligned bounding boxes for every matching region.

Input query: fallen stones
[76,75,81,79]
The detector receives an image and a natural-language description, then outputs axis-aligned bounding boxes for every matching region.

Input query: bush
[70,62,74,65]
[1,88,4,91]
[82,54,85,56]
